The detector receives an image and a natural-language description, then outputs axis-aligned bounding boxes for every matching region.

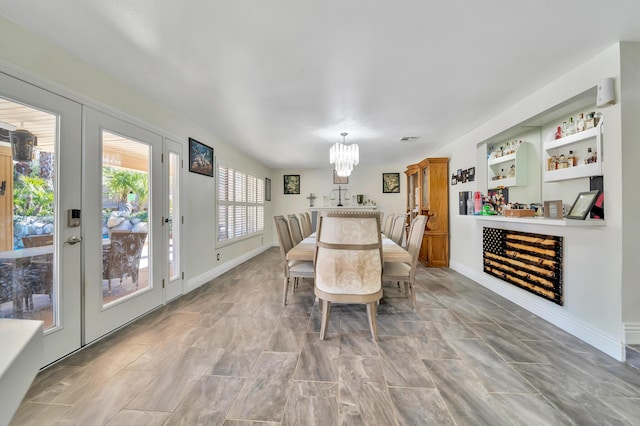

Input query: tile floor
[11,248,640,425]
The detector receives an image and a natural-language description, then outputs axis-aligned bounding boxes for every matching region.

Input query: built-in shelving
[487,141,528,188]
[543,118,603,182]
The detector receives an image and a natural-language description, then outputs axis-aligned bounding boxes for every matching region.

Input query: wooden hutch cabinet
[405,157,449,267]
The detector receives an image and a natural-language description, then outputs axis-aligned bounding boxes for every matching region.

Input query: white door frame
[0,71,82,365]
[164,138,183,302]
[82,107,164,343]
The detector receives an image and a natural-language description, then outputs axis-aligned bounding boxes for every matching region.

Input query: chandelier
[329,132,359,177]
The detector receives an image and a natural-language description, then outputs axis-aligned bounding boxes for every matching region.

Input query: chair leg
[408,281,416,310]
[366,302,379,341]
[320,300,331,340]
[283,277,289,305]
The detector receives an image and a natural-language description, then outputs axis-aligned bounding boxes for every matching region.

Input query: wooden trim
[0,146,13,251]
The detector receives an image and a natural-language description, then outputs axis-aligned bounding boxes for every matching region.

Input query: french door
[0,72,82,365]
[164,138,183,302]
[83,108,164,343]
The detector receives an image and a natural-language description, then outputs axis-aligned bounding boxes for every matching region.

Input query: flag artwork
[483,227,563,305]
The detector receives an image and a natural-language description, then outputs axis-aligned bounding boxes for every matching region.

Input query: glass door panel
[101,131,150,306]
[0,71,82,365]
[0,100,56,328]
[165,138,183,302]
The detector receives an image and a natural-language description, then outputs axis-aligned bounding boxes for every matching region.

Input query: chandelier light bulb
[329,132,359,177]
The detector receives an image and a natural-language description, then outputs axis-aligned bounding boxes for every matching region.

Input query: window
[218,165,264,242]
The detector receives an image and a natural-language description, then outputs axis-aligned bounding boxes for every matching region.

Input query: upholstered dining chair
[382,214,427,310]
[299,212,312,238]
[287,214,304,245]
[382,213,395,236]
[275,215,314,304]
[303,212,313,234]
[388,214,406,246]
[103,230,148,293]
[314,212,383,341]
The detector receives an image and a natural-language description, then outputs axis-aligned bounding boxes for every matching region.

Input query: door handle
[64,236,83,245]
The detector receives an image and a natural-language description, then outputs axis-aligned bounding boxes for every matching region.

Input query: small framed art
[566,190,600,220]
[284,174,300,194]
[382,173,400,193]
[265,178,271,201]
[188,138,214,177]
[333,170,348,184]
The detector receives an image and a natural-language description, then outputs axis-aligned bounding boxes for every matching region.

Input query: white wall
[271,164,407,243]
[620,42,640,343]
[0,16,274,293]
[432,43,626,360]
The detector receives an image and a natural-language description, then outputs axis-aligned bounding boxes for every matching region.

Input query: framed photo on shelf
[333,170,348,184]
[566,190,600,220]
[283,174,300,194]
[382,172,400,193]
[264,178,271,201]
[188,138,214,177]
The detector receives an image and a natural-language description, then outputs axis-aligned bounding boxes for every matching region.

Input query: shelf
[488,177,516,189]
[473,215,605,227]
[488,151,516,166]
[487,141,528,188]
[544,162,603,182]
[544,125,599,150]
[543,118,603,182]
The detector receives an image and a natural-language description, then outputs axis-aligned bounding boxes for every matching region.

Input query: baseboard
[186,244,273,292]
[624,322,640,345]
[450,260,625,362]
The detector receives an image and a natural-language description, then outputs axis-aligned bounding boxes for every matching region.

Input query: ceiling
[1,1,640,170]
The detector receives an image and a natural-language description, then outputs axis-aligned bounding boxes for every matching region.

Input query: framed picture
[265,178,271,201]
[566,190,600,220]
[544,200,563,219]
[188,138,214,177]
[284,174,300,194]
[382,172,400,193]
[467,167,476,182]
[333,170,348,184]
[451,174,457,185]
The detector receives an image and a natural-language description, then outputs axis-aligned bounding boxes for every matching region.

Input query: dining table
[286,233,412,263]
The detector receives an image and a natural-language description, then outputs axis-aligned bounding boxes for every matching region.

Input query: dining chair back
[288,214,304,245]
[314,212,383,341]
[275,215,313,304]
[103,230,148,293]
[303,212,313,234]
[299,212,312,237]
[382,213,395,236]
[21,234,54,308]
[389,215,406,246]
[382,214,427,309]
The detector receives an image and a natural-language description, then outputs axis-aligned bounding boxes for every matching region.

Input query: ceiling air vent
[399,136,419,142]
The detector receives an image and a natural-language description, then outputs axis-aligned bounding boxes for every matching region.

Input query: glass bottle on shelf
[561,121,568,137]
[555,126,562,139]
[501,168,506,179]
[576,113,586,132]
[508,164,516,178]
[567,150,575,167]
[566,117,576,135]
[585,147,593,164]
[558,153,567,169]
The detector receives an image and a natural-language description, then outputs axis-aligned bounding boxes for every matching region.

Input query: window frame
[217,164,264,245]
